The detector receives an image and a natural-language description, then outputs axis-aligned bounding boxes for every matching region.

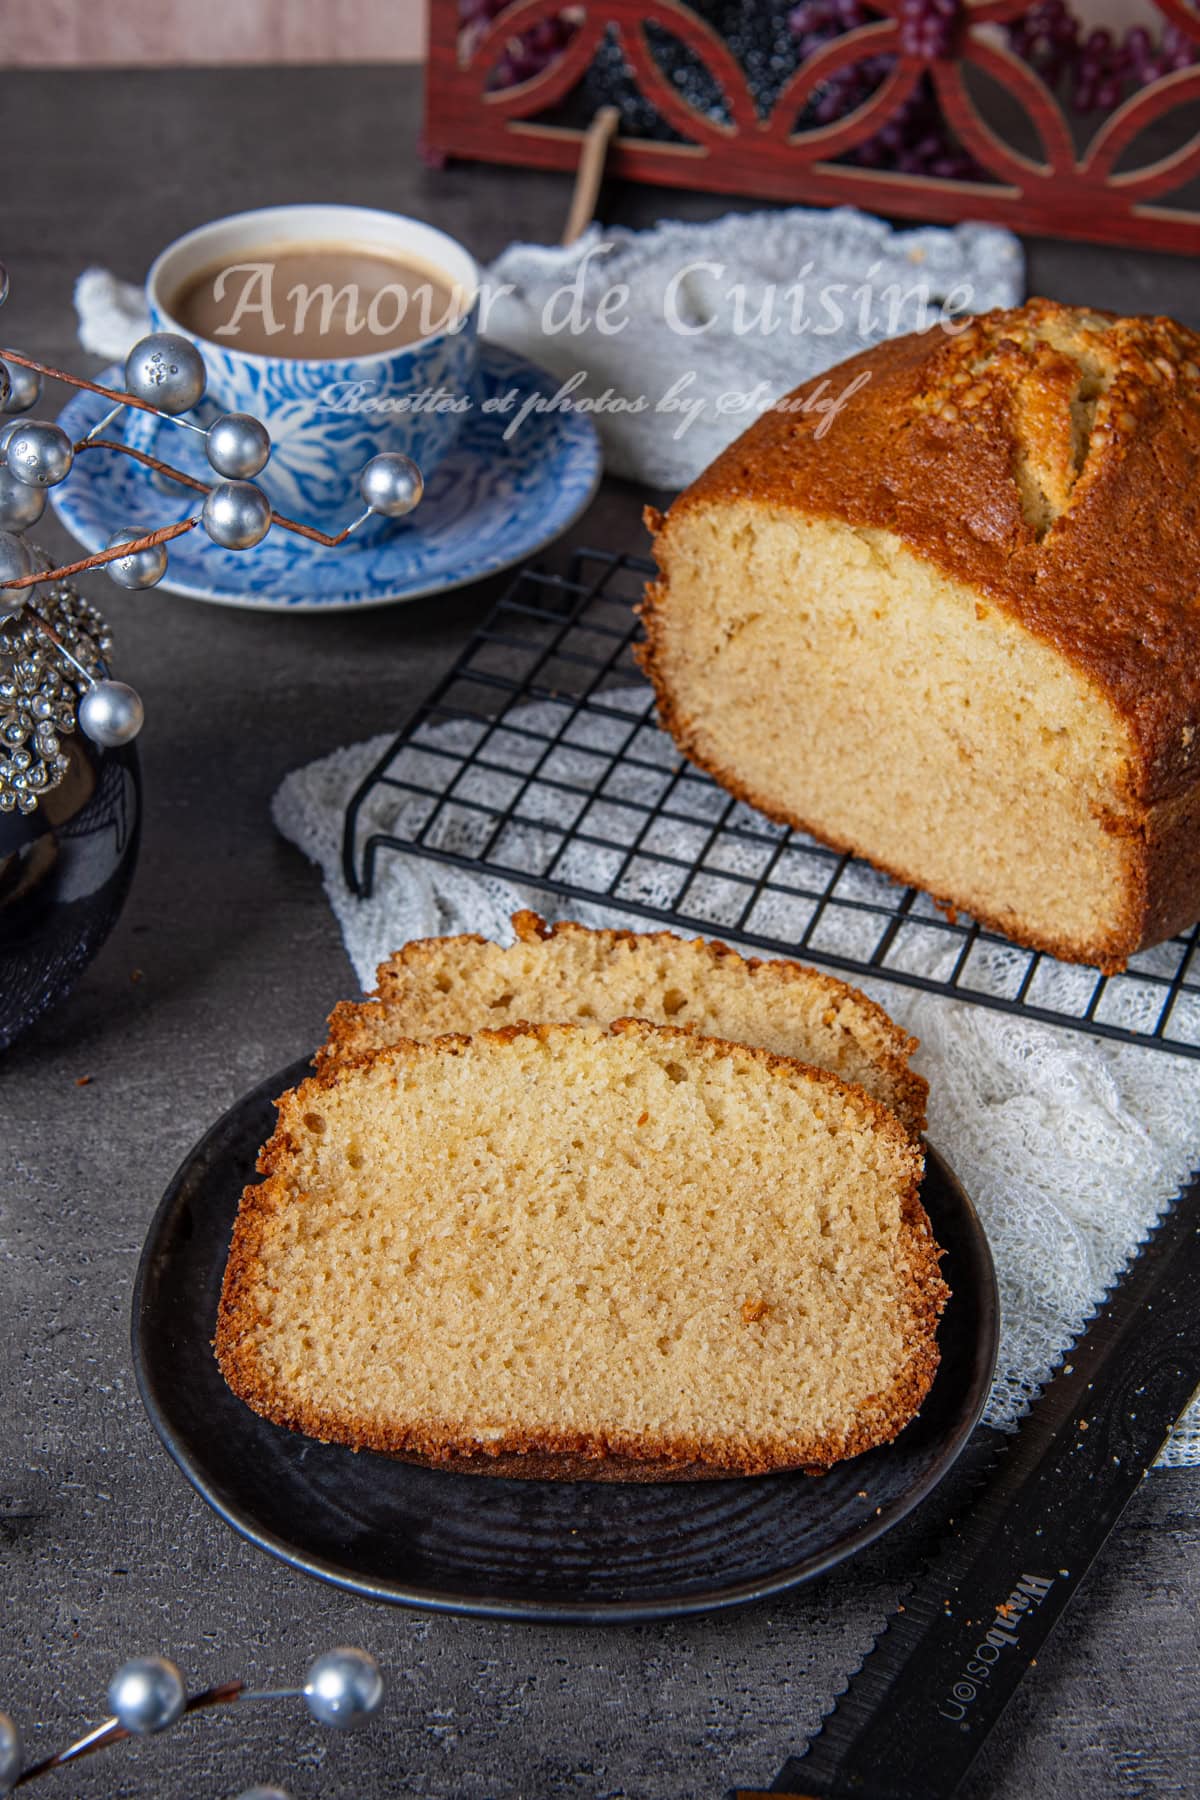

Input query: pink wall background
[7,0,429,66]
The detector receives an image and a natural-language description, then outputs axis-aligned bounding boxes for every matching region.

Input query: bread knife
[733,1170,1200,1800]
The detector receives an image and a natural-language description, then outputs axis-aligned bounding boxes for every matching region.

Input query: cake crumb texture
[216,1021,945,1479]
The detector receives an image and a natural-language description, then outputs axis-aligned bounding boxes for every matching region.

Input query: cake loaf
[320,910,927,1133]
[216,1021,945,1480]
[639,300,1200,971]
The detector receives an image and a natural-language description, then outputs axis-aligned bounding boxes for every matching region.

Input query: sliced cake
[320,911,927,1135]
[216,1020,946,1480]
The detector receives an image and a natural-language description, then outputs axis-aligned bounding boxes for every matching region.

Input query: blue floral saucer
[50,346,602,612]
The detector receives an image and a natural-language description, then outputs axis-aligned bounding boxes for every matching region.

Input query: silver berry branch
[0,1645,383,1793]
[0,328,425,579]
[0,261,423,811]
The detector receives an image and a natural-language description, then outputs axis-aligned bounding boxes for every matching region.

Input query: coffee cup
[128,203,480,528]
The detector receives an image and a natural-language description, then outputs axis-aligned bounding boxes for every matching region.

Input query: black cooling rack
[342,549,1200,1059]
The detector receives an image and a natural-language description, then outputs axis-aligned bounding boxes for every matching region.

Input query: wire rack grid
[342,550,1200,1060]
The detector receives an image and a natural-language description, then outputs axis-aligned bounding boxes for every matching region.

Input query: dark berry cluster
[1008,2,1197,111]
[853,83,981,178]
[1007,0,1078,87]
[788,0,981,175]
[1074,21,1195,110]
[788,0,892,125]
[896,0,960,62]
[458,0,578,90]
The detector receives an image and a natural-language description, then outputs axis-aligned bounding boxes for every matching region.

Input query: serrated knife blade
[734,1171,1200,1800]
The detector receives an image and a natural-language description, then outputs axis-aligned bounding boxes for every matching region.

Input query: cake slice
[216,1020,945,1480]
[320,911,927,1135]
[638,300,1200,971]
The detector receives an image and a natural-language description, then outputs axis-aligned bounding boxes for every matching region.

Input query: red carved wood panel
[423,0,1200,253]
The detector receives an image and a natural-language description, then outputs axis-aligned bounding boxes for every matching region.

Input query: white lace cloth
[484,208,1024,486]
[273,704,1200,1470]
[74,266,149,360]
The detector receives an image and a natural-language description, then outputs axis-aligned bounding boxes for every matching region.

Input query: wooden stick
[561,105,620,246]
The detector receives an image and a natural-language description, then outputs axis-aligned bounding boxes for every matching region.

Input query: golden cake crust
[639,300,1200,969]
[215,1019,945,1481]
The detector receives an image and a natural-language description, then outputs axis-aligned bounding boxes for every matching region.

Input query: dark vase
[0,734,142,1051]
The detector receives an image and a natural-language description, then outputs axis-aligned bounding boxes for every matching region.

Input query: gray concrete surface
[2,64,1198,1800]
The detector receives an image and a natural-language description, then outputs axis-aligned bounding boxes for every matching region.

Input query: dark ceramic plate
[132,1057,999,1622]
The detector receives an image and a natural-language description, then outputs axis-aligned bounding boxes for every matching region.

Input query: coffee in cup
[133,205,481,524]
[170,243,469,359]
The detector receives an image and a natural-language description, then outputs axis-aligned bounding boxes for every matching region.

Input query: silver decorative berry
[358,453,423,518]
[0,358,41,415]
[78,679,145,749]
[0,1710,21,1794]
[124,333,207,415]
[106,1655,186,1735]
[106,528,168,590]
[3,419,74,488]
[303,1647,383,1729]
[0,463,46,531]
[206,412,271,480]
[202,479,271,549]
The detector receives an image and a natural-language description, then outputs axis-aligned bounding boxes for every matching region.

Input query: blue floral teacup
[131,204,480,535]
